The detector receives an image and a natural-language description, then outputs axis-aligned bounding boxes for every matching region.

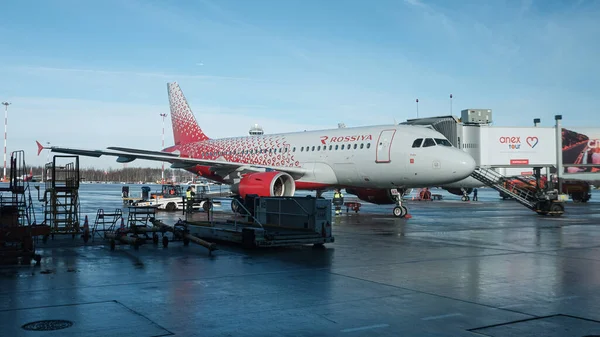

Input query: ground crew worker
[332,188,344,215]
[473,188,478,201]
[185,187,193,213]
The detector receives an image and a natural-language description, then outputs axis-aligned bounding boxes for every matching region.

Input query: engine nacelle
[345,188,400,205]
[231,171,296,198]
[445,188,473,196]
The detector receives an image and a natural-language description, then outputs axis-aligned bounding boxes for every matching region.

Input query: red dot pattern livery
[167,81,300,169]
[168,82,210,145]
[177,135,301,168]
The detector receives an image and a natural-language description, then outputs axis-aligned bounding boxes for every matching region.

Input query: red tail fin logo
[36,141,45,156]
[167,82,210,146]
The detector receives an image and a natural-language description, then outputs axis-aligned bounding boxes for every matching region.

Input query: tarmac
[2,197,600,336]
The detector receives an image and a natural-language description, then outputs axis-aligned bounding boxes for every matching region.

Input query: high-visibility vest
[333,192,343,205]
[186,191,192,199]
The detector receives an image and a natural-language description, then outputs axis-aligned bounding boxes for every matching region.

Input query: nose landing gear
[392,192,409,218]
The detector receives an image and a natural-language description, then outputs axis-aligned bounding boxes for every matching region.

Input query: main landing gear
[460,188,471,202]
[392,195,409,218]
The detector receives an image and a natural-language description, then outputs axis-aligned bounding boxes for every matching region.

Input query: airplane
[36,82,476,218]
[17,168,35,182]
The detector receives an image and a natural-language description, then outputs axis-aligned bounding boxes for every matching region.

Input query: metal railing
[471,168,536,209]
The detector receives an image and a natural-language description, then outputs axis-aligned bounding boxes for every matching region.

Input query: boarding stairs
[40,156,81,237]
[470,168,537,210]
[92,208,123,241]
[0,151,37,226]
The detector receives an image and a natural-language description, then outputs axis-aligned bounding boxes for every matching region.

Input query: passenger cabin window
[412,138,423,148]
[423,138,436,147]
[434,138,452,147]
[366,143,371,149]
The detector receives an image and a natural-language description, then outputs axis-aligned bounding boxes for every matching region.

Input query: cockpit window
[434,138,452,147]
[412,138,423,148]
[423,138,436,147]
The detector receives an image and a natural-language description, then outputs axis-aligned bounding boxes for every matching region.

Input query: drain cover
[22,320,73,331]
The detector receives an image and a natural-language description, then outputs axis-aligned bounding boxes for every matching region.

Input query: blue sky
[1,0,599,169]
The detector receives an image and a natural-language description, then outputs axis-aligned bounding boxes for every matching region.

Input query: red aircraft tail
[36,141,45,156]
[167,82,210,146]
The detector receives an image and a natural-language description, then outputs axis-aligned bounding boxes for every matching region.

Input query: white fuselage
[175,124,476,190]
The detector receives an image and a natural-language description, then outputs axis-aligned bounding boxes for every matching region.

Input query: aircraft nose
[452,150,476,179]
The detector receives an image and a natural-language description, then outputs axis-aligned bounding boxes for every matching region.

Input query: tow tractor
[123,183,222,212]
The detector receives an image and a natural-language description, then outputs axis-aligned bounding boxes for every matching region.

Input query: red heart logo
[526,136,539,148]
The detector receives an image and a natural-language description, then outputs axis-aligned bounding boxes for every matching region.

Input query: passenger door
[376,129,396,163]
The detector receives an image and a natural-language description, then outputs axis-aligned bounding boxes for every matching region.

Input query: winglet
[36,141,45,156]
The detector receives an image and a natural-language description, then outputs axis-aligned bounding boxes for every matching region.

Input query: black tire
[231,199,240,213]
[550,203,564,214]
[183,237,190,246]
[203,201,212,212]
[393,206,406,218]
[152,233,159,245]
[166,202,176,212]
[401,205,408,215]
[110,239,116,251]
[162,235,169,248]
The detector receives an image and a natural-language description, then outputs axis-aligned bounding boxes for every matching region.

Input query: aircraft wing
[36,141,308,180]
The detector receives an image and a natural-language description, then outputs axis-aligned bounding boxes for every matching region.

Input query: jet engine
[231,171,296,198]
[345,188,402,205]
[444,188,473,196]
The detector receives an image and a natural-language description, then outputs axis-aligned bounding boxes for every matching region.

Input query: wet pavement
[2,196,600,336]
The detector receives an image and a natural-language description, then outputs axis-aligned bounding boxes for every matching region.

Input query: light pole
[160,113,168,184]
[555,115,563,193]
[416,98,419,118]
[449,94,453,114]
[1,102,10,182]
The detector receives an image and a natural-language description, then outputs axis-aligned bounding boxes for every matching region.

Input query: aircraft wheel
[393,206,406,218]
[110,239,116,251]
[401,205,408,216]
[162,235,169,248]
[550,203,564,215]
[166,202,176,212]
[152,233,159,245]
